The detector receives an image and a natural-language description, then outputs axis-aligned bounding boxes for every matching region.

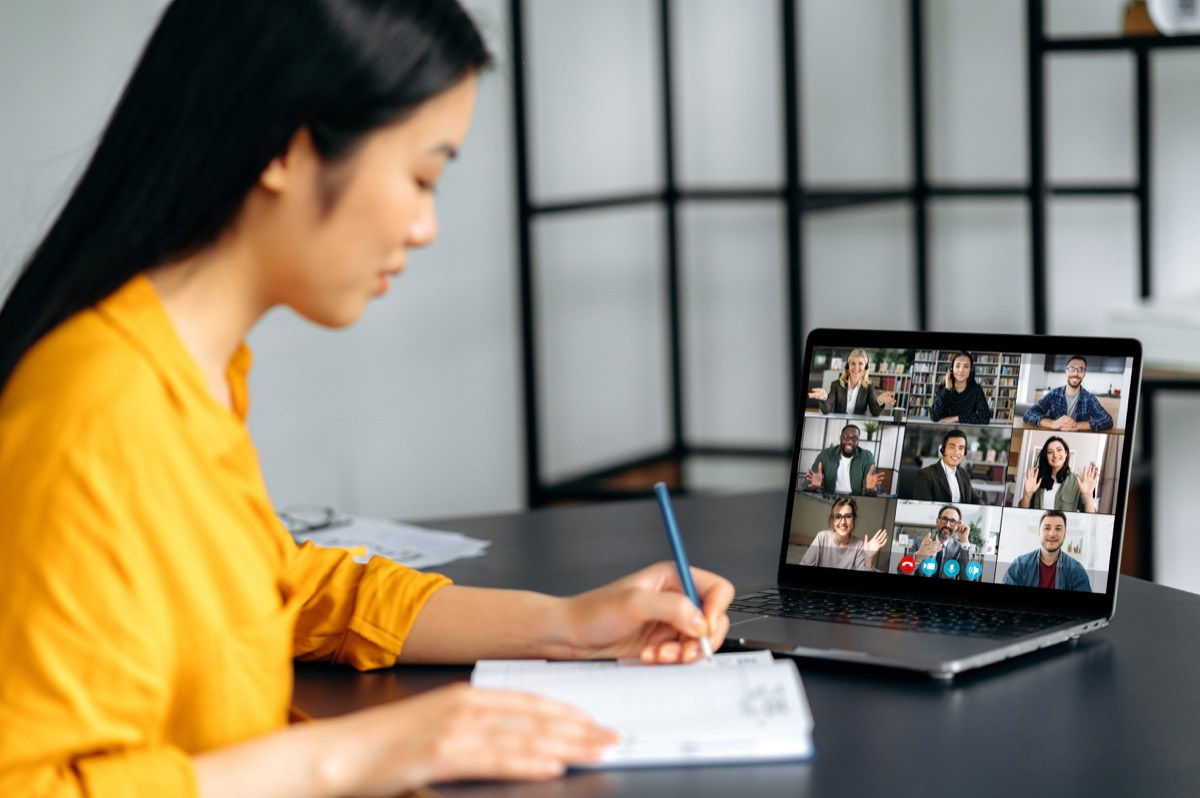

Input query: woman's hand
[1077,463,1099,495]
[1076,463,1100,512]
[402,564,733,666]
[194,682,620,797]
[1023,465,1041,499]
[862,529,888,570]
[877,390,896,406]
[807,387,828,401]
[556,561,735,664]
[863,529,888,555]
[944,369,954,390]
[332,684,620,794]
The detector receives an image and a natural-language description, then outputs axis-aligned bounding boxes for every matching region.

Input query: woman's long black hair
[0,0,491,391]
[1036,435,1072,491]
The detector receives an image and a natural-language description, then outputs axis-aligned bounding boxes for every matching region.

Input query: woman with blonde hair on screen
[808,348,896,416]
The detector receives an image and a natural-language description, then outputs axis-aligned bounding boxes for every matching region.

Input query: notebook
[471,650,813,766]
[728,328,1142,679]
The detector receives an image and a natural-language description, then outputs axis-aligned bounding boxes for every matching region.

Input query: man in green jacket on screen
[803,424,886,495]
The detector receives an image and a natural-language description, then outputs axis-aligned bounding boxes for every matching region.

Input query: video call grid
[790,346,1134,593]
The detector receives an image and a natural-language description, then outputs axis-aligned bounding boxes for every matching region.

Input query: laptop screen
[779,330,1142,610]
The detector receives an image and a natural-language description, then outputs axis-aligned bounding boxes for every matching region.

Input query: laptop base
[729,610,1108,679]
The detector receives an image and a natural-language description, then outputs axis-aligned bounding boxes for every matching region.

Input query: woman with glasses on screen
[928,351,993,425]
[808,348,897,416]
[1017,435,1099,513]
[798,497,889,571]
[0,2,734,795]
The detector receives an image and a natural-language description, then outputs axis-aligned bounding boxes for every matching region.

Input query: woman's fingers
[622,565,732,661]
[692,567,735,639]
[556,560,734,662]
[642,639,685,663]
[330,683,624,793]
[409,687,619,783]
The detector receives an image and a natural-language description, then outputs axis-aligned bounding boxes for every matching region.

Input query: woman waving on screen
[1017,436,1099,513]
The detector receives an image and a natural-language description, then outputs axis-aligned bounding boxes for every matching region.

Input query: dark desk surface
[293,491,1200,798]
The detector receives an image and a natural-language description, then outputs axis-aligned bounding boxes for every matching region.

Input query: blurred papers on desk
[472,650,814,767]
[290,516,490,569]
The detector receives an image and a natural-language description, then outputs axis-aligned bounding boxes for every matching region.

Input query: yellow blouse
[0,276,450,796]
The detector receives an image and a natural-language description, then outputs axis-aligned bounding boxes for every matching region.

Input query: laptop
[729,328,1143,679]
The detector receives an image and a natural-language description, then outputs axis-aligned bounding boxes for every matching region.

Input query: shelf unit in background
[904,350,1021,423]
[508,0,1197,580]
[1029,5,1200,327]
[1033,11,1200,582]
[874,370,914,413]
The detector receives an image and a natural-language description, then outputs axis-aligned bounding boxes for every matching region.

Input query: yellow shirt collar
[95,274,254,453]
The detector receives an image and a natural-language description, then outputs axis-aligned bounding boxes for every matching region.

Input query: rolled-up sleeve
[284,542,451,670]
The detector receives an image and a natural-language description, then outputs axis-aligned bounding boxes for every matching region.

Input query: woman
[1017,436,1099,513]
[798,497,889,571]
[0,2,734,795]
[929,351,993,425]
[808,348,896,416]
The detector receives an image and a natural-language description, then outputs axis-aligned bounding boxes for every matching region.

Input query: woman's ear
[260,128,318,193]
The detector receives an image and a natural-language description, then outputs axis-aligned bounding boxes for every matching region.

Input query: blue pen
[653,482,715,662]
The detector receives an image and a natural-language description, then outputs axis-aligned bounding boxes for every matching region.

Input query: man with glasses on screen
[803,424,887,495]
[901,504,971,580]
[1023,355,1113,432]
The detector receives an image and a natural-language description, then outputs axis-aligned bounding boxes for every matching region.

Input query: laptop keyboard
[730,588,1066,639]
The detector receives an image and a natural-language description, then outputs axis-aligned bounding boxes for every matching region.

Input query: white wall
[0,1,169,274]
[245,0,522,519]
[0,0,523,520]
[4,1,1200,569]
[1144,43,1200,596]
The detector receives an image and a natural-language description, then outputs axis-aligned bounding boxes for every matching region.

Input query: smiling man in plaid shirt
[1023,355,1113,432]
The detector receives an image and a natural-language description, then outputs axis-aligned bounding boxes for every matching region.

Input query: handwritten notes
[471,651,813,767]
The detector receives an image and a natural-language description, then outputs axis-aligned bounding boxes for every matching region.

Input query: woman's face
[952,355,972,385]
[832,505,855,537]
[847,356,867,384]
[260,75,478,327]
[1045,441,1068,472]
